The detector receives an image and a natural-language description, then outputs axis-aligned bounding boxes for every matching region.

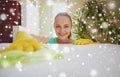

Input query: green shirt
[48,37,75,44]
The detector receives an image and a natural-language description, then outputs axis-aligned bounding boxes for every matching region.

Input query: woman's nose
[60,28,65,33]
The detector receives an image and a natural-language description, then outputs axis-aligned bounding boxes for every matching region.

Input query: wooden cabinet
[0,0,21,43]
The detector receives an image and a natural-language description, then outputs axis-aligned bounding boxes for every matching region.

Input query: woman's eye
[64,25,69,28]
[56,25,61,28]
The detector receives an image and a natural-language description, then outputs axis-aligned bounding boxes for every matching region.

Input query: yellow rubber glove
[72,39,95,45]
[0,32,41,54]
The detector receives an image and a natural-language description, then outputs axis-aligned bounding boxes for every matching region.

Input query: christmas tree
[73,0,120,44]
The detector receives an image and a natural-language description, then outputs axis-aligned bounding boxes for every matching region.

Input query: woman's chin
[59,37,68,40]
[57,35,68,40]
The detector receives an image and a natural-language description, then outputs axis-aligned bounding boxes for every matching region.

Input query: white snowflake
[67,3,73,9]
[12,12,15,16]
[107,1,116,10]
[12,3,15,6]
[0,33,3,36]
[81,62,85,66]
[118,8,120,11]
[87,16,90,19]
[15,61,23,72]
[96,6,98,9]
[6,0,8,3]
[88,26,91,29]
[109,31,112,35]
[2,47,5,50]
[67,58,71,62]
[19,2,23,5]
[101,22,109,29]
[59,72,67,77]
[5,25,8,29]
[9,8,15,13]
[103,4,106,7]
[6,14,9,17]
[14,21,18,25]
[9,34,13,38]
[3,55,7,58]
[112,12,115,15]
[98,13,102,17]
[48,75,52,77]
[83,21,86,24]
[99,45,102,48]
[104,13,106,16]
[63,47,70,54]
[88,53,93,58]
[9,17,12,20]
[76,54,80,58]
[103,39,106,41]
[71,47,75,51]
[92,36,95,39]
[49,31,53,35]
[92,16,95,19]
[48,62,53,66]
[100,25,103,29]
[90,69,98,77]
[0,13,7,21]
[74,21,78,25]
[106,67,111,71]
[91,29,97,33]
[3,8,5,10]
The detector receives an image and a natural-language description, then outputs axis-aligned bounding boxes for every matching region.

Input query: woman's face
[54,16,72,40]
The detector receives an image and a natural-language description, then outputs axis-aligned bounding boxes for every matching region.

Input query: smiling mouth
[59,33,67,37]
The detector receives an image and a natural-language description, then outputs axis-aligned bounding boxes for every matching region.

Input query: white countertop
[0,43,120,77]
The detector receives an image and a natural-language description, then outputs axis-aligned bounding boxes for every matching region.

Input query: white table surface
[0,43,120,77]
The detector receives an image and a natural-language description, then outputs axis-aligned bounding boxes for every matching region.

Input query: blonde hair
[54,12,72,38]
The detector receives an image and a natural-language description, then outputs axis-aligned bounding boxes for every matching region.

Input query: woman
[0,12,94,52]
[32,12,74,44]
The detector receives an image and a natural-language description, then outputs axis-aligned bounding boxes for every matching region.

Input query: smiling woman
[52,12,73,43]
[32,12,75,44]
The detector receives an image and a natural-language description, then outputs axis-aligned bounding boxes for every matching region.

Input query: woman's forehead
[55,16,71,23]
